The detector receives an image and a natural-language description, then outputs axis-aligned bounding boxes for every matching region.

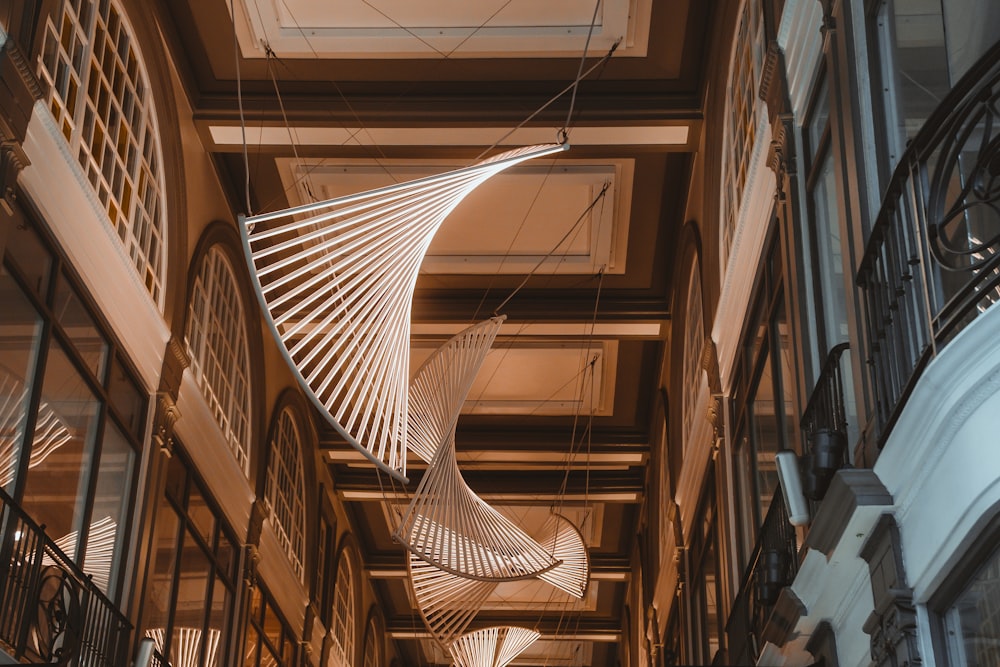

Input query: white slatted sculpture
[397,432,560,580]
[449,626,541,667]
[396,317,560,580]
[536,513,590,598]
[239,144,568,482]
[408,316,506,463]
[406,510,589,651]
[408,551,497,648]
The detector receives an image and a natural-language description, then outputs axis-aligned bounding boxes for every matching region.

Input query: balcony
[0,487,132,666]
[857,42,1000,453]
[799,343,851,502]
[724,485,799,665]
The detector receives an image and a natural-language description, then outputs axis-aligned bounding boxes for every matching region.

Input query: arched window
[38,0,166,305]
[265,407,306,581]
[361,614,381,667]
[720,0,764,269]
[185,246,251,474]
[329,549,356,667]
[682,261,707,454]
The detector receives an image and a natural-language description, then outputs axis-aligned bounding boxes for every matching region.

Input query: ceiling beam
[332,468,645,503]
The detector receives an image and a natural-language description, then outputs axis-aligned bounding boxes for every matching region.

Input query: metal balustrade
[724,486,798,664]
[0,487,131,666]
[858,43,1000,449]
[799,343,851,501]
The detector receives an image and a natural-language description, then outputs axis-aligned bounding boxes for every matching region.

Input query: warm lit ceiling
[156,0,713,663]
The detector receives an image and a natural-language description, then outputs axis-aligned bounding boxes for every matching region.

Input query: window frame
[36,0,167,307]
[1,209,147,602]
[185,244,253,475]
[264,406,307,582]
[928,511,1000,666]
[143,445,242,667]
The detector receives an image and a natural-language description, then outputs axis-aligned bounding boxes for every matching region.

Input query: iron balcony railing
[799,343,851,502]
[724,486,799,664]
[0,487,132,666]
[857,42,1000,449]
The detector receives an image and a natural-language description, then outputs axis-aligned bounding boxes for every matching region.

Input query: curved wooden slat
[450,626,540,667]
[536,513,590,599]
[408,316,505,464]
[240,144,568,482]
[406,511,589,652]
[395,429,560,582]
[407,552,497,648]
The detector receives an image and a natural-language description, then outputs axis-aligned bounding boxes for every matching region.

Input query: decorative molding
[860,515,921,667]
[152,392,181,457]
[804,469,892,555]
[247,499,269,547]
[244,544,261,588]
[700,337,721,394]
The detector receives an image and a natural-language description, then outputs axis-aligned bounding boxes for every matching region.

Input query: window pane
[53,271,109,379]
[4,223,53,297]
[86,420,135,595]
[21,339,100,548]
[144,502,180,637]
[205,573,229,667]
[750,353,780,521]
[107,354,146,439]
[949,544,1000,666]
[0,271,43,493]
[187,483,216,549]
[812,150,848,346]
[172,527,211,659]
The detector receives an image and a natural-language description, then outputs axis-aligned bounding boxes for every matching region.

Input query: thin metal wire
[562,0,603,140]
[492,181,610,316]
[241,144,566,482]
[230,0,252,214]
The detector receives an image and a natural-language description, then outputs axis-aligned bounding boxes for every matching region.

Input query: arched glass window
[682,262,707,454]
[265,408,306,581]
[38,0,166,306]
[329,550,356,667]
[362,615,380,667]
[720,0,764,269]
[185,247,251,474]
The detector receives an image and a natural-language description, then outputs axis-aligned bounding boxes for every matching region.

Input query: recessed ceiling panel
[276,158,633,275]
[235,0,651,58]
[409,341,618,416]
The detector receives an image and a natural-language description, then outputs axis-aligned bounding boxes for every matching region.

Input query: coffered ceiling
[155,1,715,663]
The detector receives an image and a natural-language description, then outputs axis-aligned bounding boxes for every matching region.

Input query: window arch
[361,612,382,667]
[682,261,707,454]
[329,548,357,667]
[264,407,306,581]
[720,0,765,269]
[38,0,166,306]
[185,246,252,474]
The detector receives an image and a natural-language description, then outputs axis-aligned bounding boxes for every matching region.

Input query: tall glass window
[682,262,707,456]
[362,615,381,667]
[731,240,796,566]
[721,0,765,268]
[243,583,300,666]
[0,216,145,599]
[868,0,1000,178]
[185,246,252,475]
[37,0,166,304]
[329,549,357,667]
[143,450,239,667]
[264,408,306,581]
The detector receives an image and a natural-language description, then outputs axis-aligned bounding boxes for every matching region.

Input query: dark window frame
[1,208,148,602]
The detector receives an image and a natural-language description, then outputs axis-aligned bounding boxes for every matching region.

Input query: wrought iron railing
[799,343,851,501]
[724,486,799,664]
[857,42,1000,449]
[0,487,131,665]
